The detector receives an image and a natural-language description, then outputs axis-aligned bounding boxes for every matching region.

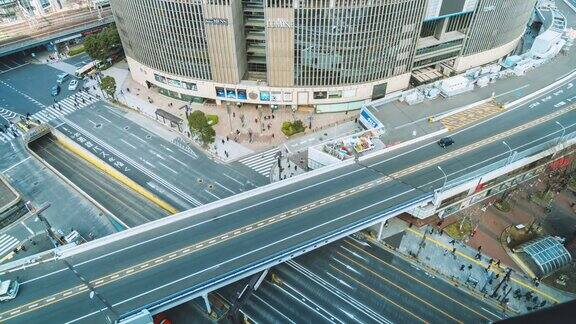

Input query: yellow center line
[343,239,493,321]
[329,265,429,324]
[333,253,464,324]
[405,227,560,303]
[3,105,573,321]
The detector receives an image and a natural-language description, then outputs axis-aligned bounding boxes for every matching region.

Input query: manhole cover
[124,126,130,130]
[208,184,214,189]
[146,135,152,139]
[197,179,203,183]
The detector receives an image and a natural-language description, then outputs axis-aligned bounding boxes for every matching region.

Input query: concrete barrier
[51,128,178,215]
[23,133,130,230]
[0,174,21,215]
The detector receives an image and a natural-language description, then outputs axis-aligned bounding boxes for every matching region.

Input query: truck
[0,279,20,301]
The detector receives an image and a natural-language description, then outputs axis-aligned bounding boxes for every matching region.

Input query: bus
[75,60,101,78]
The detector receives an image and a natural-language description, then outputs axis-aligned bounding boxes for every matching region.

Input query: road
[29,134,169,227]
[59,103,264,208]
[0,71,573,322]
[217,237,504,323]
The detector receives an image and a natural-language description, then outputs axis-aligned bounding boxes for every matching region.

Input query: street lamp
[502,141,513,165]
[437,165,447,193]
[555,121,566,144]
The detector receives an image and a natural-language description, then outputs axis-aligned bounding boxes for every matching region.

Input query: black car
[438,137,454,148]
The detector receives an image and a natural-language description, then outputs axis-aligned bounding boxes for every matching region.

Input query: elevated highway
[0,7,114,57]
[0,78,574,322]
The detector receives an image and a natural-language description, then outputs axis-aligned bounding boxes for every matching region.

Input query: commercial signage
[205,18,228,26]
[358,107,383,129]
[266,19,294,28]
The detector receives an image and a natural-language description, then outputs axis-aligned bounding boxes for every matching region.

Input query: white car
[68,79,79,91]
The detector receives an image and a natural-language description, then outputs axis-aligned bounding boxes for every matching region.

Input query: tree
[100,76,116,99]
[187,110,215,146]
[84,24,122,61]
[188,110,208,132]
[200,125,216,145]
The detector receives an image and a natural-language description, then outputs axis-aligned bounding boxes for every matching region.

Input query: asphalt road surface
[60,103,264,207]
[216,237,505,324]
[0,75,573,323]
[29,134,169,227]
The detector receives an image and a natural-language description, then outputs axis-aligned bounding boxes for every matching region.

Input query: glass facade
[518,236,572,277]
[294,0,426,86]
[112,0,212,80]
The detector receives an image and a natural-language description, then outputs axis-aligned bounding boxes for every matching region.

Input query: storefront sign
[205,18,228,26]
[267,19,294,28]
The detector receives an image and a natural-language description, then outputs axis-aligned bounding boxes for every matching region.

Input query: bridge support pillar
[202,293,211,314]
[377,221,385,241]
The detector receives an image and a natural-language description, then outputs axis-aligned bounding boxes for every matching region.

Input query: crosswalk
[0,234,20,258]
[0,92,97,144]
[238,147,280,177]
[31,92,96,124]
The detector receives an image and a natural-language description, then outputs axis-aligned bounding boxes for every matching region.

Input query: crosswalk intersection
[238,147,280,177]
[0,92,97,144]
[0,233,20,258]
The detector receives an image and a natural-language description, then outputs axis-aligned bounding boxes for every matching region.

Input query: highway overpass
[0,84,574,322]
[0,7,114,57]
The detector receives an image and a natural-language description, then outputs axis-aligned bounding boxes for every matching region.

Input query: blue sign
[260,91,270,101]
[359,108,381,129]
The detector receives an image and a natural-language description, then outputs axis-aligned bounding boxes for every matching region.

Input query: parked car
[50,84,60,96]
[437,137,454,148]
[68,79,79,91]
[56,72,70,84]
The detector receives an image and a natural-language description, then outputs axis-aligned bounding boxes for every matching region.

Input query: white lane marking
[119,139,137,149]
[168,155,187,167]
[214,181,236,194]
[204,189,220,200]
[158,162,177,174]
[96,114,111,123]
[481,307,502,319]
[223,173,244,186]
[21,222,35,235]
[130,133,146,143]
[494,84,530,98]
[2,156,31,173]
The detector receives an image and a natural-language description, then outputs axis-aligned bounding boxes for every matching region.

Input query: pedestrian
[221,139,225,144]
[255,118,258,123]
[496,260,501,267]
[443,249,448,256]
[452,247,456,254]
[226,136,229,141]
[468,264,473,270]
[232,112,236,118]
[272,133,275,138]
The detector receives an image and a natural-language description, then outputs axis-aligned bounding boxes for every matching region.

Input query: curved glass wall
[294,0,426,86]
[112,0,212,80]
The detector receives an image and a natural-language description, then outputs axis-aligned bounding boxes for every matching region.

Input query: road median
[50,128,178,215]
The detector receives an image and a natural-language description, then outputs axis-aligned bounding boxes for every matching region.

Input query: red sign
[549,156,571,170]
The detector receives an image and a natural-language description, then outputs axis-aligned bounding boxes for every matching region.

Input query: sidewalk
[385,225,573,315]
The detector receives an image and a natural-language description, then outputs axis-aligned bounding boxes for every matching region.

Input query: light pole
[502,141,513,165]
[555,121,566,144]
[437,165,447,193]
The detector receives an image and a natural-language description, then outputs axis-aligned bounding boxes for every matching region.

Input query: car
[50,84,60,96]
[56,73,70,84]
[437,137,454,148]
[68,79,78,91]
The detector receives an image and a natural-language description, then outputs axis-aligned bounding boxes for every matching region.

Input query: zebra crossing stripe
[0,234,19,257]
[238,147,280,176]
